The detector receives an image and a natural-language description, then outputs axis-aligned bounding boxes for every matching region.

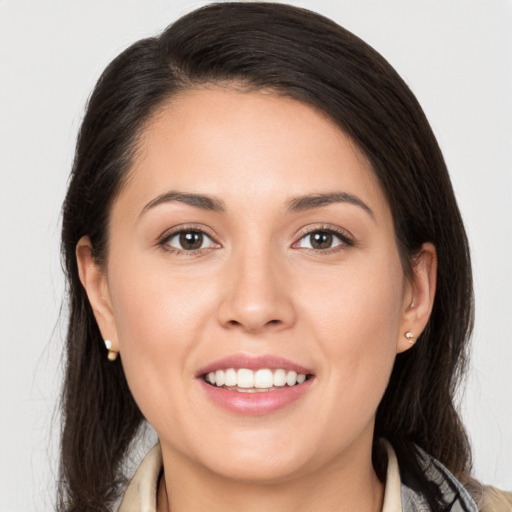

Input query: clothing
[118,442,511,512]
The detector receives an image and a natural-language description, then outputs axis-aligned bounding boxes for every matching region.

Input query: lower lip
[198,378,314,416]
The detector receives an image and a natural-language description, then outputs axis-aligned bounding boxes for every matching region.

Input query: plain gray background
[0,1,511,510]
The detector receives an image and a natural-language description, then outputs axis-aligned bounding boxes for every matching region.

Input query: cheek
[303,252,404,345]
[108,252,217,348]
[105,256,219,414]
[302,253,404,419]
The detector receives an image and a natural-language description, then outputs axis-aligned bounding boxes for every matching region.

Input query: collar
[118,441,478,512]
[399,443,478,512]
[119,443,162,512]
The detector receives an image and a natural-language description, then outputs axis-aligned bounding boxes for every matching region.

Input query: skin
[77,88,436,512]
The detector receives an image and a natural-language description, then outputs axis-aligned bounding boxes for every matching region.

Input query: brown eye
[164,230,215,251]
[296,230,346,250]
[310,232,333,249]
[179,231,204,250]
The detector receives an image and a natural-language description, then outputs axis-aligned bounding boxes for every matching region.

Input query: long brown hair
[59,3,473,511]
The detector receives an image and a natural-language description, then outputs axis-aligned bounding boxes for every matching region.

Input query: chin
[183,427,322,484]
[201,451,311,484]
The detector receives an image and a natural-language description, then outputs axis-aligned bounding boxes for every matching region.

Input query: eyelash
[158,224,219,255]
[293,225,354,253]
[157,224,354,255]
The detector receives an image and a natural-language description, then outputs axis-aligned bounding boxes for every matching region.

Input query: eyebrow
[140,190,373,219]
[140,191,226,216]
[286,192,374,219]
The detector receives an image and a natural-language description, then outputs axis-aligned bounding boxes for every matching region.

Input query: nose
[217,246,296,333]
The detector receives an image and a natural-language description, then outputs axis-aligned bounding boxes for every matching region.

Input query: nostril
[235,318,281,326]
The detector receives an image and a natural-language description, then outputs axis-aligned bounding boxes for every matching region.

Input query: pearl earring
[104,339,118,361]
[405,332,415,344]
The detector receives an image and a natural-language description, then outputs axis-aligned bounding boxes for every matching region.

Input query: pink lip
[196,354,315,416]
[196,354,313,377]
[198,378,314,416]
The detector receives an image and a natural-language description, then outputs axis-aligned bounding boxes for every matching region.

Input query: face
[81,87,427,484]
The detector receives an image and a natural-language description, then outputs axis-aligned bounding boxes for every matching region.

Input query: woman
[58,2,511,511]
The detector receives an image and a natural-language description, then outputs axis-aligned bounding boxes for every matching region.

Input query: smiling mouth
[202,368,313,393]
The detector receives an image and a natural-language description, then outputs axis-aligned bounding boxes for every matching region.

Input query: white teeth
[224,368,237,386]
[237,368,254,388]
[254,369,274,388]
[273,369,286,387]
[204,368,308,390]
[215,369,225,387]
[286,371,298,386]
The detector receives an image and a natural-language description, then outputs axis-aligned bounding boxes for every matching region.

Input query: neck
[157,440,384,512]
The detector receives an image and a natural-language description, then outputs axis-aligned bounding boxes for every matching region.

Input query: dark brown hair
[59,3,473,511]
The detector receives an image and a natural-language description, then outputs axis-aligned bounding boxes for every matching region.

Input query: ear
[397,242,437,354]
[76,236,119,353]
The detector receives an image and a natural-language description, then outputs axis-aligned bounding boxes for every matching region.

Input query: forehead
[119,87,390,221]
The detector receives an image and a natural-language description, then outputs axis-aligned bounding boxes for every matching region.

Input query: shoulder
[480,486,512,512]
[383,440,511,512]
[412,445,512,512]
[464,478,512,512]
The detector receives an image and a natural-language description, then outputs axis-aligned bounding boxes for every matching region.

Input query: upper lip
[196,354,313,377]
